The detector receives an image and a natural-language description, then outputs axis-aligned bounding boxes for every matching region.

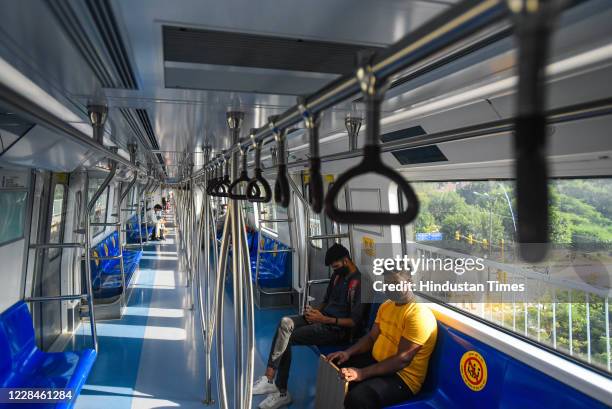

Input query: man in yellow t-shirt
[327,270,437,409]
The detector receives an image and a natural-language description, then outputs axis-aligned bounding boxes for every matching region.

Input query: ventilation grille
[163,26,383,75]
[49,0,138,89]
[381,125,427,143]
[390,145,447,165]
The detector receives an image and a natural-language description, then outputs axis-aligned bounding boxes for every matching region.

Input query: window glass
[0,190,27,245]
[88,179,109,236]
[259,201,278,234]
[48,184,66,259]
[405,178,612,374]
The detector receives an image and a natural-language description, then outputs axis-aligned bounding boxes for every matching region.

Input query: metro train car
[0,0,611,408]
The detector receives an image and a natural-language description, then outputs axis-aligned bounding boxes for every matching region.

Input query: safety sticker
[460,350,487,392]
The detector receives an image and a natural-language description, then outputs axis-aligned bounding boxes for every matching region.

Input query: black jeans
[267,315,347,391]
[341,353,413,409]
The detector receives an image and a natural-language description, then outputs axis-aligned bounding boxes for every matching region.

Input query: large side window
[88,179,109,237]
[403,178,611,374]
[0,190,28,245]
[258,201,278,235]
[48,184,67,259]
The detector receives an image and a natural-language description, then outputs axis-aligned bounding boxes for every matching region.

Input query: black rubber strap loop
[324,57,419,226]
[298,96,324,213]
[212,159,231,197]
[325,145,419,225]
[228,147,250,200]
[247,168,270,203]
[309,157,323,213]
[512,2,560,261]
[270,116,290,208]
[245,135,272,203]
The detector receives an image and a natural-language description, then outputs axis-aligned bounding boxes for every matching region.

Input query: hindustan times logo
[372,255,485,276]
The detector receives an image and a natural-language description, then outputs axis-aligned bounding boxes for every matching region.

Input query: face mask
[333,266,350,275]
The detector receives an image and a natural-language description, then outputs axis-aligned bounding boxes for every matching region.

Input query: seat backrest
[419,323,506,407]
[0,323,13,383]
[0,302,37,365]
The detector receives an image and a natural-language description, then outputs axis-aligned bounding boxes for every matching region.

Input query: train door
[32,173,69,350]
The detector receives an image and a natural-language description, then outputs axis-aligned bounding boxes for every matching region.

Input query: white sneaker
[252,375,278,395]
[258,391,292,409]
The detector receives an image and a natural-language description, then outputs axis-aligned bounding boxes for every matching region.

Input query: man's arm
[304,308,354,327]
[327,324,381,364]
[341,336,422,382]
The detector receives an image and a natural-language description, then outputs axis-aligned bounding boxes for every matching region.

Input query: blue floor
[68,220,318,408]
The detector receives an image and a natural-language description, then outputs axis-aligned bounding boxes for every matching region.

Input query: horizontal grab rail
[83,255,122,261]
[25,294,88,302]
[90,222,121,227]
[307,278,331,285]
[259,218,292,223]
[30,243,84,249]
[259,249,294,254]
[309,233,349,240]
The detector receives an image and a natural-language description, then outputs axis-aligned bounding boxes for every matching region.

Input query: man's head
[325,243,354,274]
[383,270,415,304]
[154,204,162,211]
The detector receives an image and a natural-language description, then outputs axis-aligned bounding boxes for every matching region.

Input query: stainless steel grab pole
[228,111,244,409]
[238,203,255,409]
[214,208,232,409]
[85,161,117,353]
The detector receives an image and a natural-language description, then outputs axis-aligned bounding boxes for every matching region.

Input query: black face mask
[333,266,350,276]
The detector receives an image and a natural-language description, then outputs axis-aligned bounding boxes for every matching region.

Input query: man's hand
[304,307,328,324]
[340,367,364,382]
[326,350,350,365]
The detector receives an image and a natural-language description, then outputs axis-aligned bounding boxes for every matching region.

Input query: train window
[0,190,27,245]
[88,179,109,237]
[402,178,612,374]
[48,184,66,259]
[257,201,278,235]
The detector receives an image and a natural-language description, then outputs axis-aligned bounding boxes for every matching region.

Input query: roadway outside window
[402,178,612,374]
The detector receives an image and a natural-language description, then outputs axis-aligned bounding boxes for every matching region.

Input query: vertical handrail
[85,162,117,352]
[118,174,137,309]
[214,207,232,409]
[238,202,255,409]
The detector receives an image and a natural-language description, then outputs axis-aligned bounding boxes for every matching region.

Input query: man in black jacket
[253,243,367,409]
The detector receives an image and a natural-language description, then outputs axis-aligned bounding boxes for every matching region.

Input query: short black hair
[154,204,162,210]
[324,243,350,266]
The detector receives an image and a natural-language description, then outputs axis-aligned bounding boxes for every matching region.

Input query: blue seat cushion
[0,302,96,408]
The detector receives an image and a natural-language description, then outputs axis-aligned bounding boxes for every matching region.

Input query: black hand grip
[513,2,560,261]
[309,157,324,213]
[515,115,549,261]
[246,169,271,203]
[212,176,231,197]
[324,145,419,226]
[228,171,250,200]
[274,164,290,208]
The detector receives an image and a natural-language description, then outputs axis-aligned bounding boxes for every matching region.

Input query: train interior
[0,0,611,408]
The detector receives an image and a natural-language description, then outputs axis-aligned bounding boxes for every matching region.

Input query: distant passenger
[327,270,437,409]
[252,243,367,409]
[149,204,165,240]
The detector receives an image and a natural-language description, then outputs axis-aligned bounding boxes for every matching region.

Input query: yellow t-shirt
[372,301,437,394]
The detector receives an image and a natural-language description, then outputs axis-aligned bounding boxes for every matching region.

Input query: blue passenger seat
[0,302,96,408]
[90,230,142,298]
[249,233,291,289]
[385,322,608,409]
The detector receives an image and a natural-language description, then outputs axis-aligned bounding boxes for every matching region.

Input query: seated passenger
[327,270,437,409]
[253,243,367,409]
[149,204,166,240]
